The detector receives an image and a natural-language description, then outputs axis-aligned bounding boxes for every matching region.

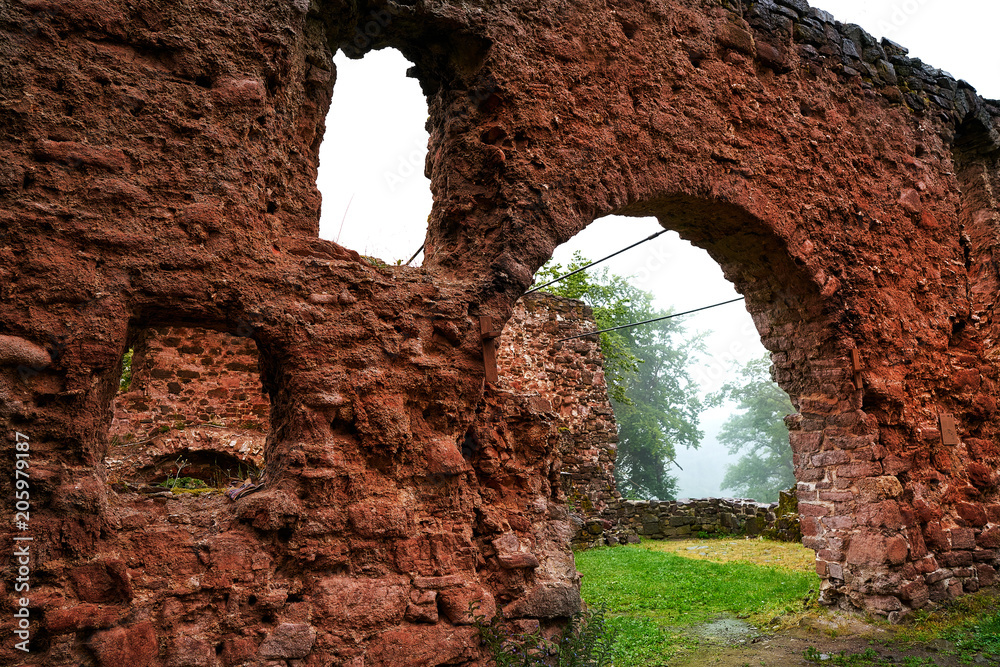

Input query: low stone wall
[574,491,802,548]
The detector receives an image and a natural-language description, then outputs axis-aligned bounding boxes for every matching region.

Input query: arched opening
[106,326,269,495]
[513,209,808,510]
[316,47,431,265]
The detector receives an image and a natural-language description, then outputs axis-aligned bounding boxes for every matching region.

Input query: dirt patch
[642,538,817,576]
[692,616,761,645]
[669,615,986,667]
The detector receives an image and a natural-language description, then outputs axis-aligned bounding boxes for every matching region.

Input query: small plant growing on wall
[119,347,134,392]
[472,603,616,666]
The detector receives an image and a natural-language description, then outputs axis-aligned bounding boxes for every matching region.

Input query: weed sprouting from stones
[472,603,617,666]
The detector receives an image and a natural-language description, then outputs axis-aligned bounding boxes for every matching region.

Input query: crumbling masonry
[2,0,1000,664]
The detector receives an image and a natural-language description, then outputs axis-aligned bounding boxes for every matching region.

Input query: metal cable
[556,297,745,342]
[525,229,670,294]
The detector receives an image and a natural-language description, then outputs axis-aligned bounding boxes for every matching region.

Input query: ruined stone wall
[106,327,269,483]
[592,495,801,546]
[497,293,620,516]
[112,327,269,434]
[3,0,1000,663]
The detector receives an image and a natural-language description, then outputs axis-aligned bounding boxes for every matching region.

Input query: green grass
[947,606,1000,659]
[804,647,936,666]
[888,590,1000,662]
[575,542,820,665]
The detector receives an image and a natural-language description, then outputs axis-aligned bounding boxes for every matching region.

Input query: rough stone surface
[3,0,1000,663]
[107,326,268,484]
[258,623,317,660]
[497,293,620,516]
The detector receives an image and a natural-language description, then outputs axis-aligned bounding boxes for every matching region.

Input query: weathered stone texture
[3,0,1000,663]
[497,293,620,516]
[107,326,269,483]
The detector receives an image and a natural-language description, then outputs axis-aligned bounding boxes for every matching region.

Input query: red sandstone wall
[2,0,1000,663]
[497,293,620,516]
[117,327,270,433]
[107,327,269,482]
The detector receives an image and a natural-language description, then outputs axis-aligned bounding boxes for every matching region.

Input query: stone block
[91,623,158,667]
[846,533,887,565]
[258,624,317,660]
[950,528,976,550]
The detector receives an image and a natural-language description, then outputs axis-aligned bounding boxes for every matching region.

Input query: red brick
[819,491,855,502]
[91,622,158,667]
[846,533,888,565]
[836,461,883,478]
[950,527,977,550]
[923,522,951,551]
[822,516,854,530]
[789,432,822,453]
[956,502,988,527]
[976,564,998,587]
[812,450,851,467]
[977,527,1000,549]
[798,502,831,517]
[886,536,909,565]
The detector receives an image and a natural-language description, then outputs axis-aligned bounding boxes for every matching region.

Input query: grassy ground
[575,538,819,665]
[574,537,1000,667]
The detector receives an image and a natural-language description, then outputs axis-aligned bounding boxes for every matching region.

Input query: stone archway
[2,0,999,664]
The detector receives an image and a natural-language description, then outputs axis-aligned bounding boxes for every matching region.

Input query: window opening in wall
[316,47,431,265]
[534,215,794,503]
[106,327,270,495]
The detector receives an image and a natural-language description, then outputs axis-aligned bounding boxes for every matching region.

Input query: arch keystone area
[2,0,999,662]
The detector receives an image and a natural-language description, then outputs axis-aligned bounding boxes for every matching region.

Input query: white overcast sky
[317,1,999,499]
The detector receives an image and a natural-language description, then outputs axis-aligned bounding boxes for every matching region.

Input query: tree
[708,355,795,503]
[535,253,703,500]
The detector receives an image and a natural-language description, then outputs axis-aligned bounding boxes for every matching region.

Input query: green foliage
[472,604,617,666]
[803,647,935,666]
[158,476,208,490]
[362,255,390,268]
[119,348,134,392]
[575,543,819,666]
[943,603,1000,659]
[535,252,703,500]
[707,355,795,502]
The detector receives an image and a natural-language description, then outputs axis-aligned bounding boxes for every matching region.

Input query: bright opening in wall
[541,215,794,502]
[106,327,269,493]
[317,48,431,265]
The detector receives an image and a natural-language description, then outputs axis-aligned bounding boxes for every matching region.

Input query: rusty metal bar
[850,349,863,390]
[939,413,959,446]
[405,244,425,266]
[556,297,745,342]
[480,315,503,384]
